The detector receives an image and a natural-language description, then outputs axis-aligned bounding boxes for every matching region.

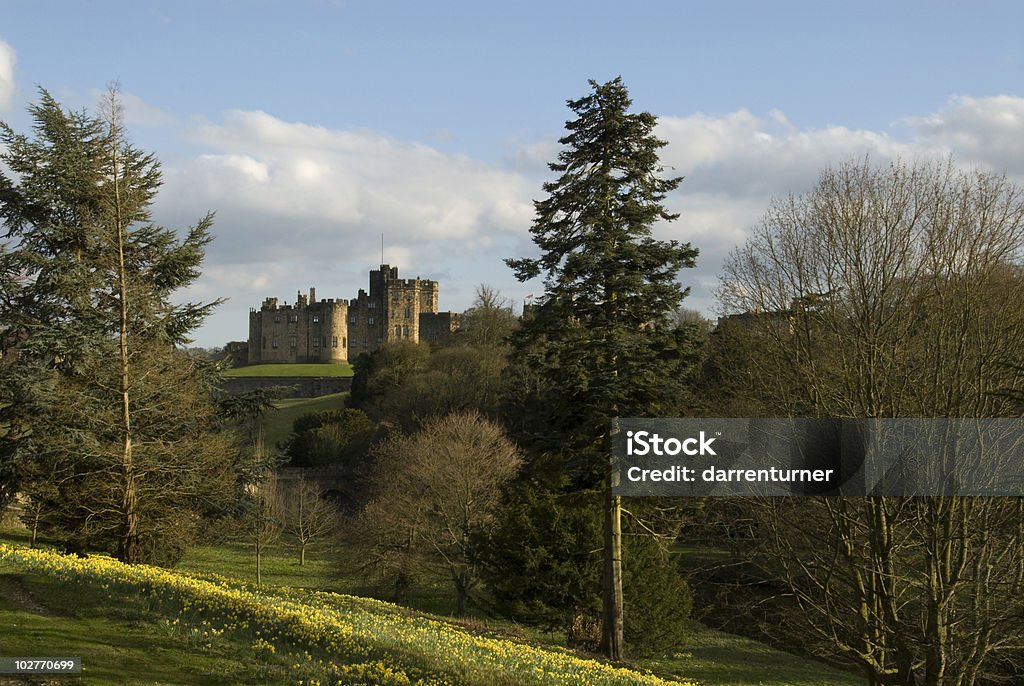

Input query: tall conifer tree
[507,77,697,659]
[0,88,231,563]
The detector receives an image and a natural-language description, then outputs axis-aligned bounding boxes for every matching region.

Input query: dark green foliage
[505,75,700,481]
[282,408,375,468]
[347,341,431,411]
[348,337,510,432]
[475,486,693,652]
[503,77,700,657]
[18,344,237,562]
[621,534,692,656]
[476,486,603,633]
[373,345,510,431]
[280,408,379,513]
[0,364,34,513]
[505,76,699,478]
[0,89,233,562]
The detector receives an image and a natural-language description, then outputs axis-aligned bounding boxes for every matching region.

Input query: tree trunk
[111,95,141,565]
[455,570,468,617]
[119,466,141,563]
[600,472,625,661]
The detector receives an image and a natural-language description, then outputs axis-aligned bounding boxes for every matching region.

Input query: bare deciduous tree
[247,433,283,586]
[718,158,1024,685]
[282,473,339,566]
[348,411,521,615]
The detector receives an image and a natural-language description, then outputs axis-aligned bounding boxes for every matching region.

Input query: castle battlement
[247,265,457,365]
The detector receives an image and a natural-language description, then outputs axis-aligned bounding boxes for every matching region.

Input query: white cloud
[165,110,535,263]
[652,97,1024,317]
[0,40,16,111]
[118,91,174,127]
[159,96,1024,345]
[903,95,1024,178]
[657,111,915,199]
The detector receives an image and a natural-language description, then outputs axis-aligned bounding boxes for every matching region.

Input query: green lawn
[179,540,864,686]
[0,566,294,685]
[1,542,693,686]
[177,540,339,591]
[223,363,353,377]
[261,391,349,450]
[0,525,866,686]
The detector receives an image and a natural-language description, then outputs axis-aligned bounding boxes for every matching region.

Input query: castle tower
[248,291,348,364]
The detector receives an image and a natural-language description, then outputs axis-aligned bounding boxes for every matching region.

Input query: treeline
[274,290,698,654]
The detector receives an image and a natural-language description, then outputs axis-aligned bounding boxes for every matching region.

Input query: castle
[247,265,458,364]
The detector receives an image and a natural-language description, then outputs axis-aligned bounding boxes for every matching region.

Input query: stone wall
[219,376,352,398]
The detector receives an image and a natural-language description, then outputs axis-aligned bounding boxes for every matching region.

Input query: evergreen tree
[506,77,698,659]
[0,88,231,563]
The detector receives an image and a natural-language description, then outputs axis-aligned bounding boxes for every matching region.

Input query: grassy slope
[0,530,865,686]
[0,542,691,686]
[262,391,349,450]
[0,568,293,685]
[177,541,865,686]
[222,363,353,377]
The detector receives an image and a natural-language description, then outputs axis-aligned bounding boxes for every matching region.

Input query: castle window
[395,325,401,337]
[272,336,279,349]
[289,314,298,323]
[342,337,346,348]
[313,337,320,348]
[368,301,376,309]
[404,306,411,318]
[289,335,296,348]
[350,314,357,324]
[332,336,338,348]
[403,325,410,337]
[392,291,399,302]
[368,316,375,325]
[274,315,281,323]
[312,315,320,324]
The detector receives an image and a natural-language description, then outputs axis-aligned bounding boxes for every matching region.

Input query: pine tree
[0,88,231,564]
[506,77,698,659]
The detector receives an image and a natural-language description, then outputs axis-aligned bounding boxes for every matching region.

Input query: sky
[1,1,1023,347]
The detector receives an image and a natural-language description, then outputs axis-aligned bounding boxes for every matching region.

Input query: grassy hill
[259,391,349,449]
[0,528,867,686]
[222,363,353,378]
[0,542,696,686]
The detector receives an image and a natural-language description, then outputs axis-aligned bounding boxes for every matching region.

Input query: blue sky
[2,1,1023,346]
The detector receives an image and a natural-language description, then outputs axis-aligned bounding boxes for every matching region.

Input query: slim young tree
[282,473,339,566]
[506,77,697,659]
[0,87,229,563]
